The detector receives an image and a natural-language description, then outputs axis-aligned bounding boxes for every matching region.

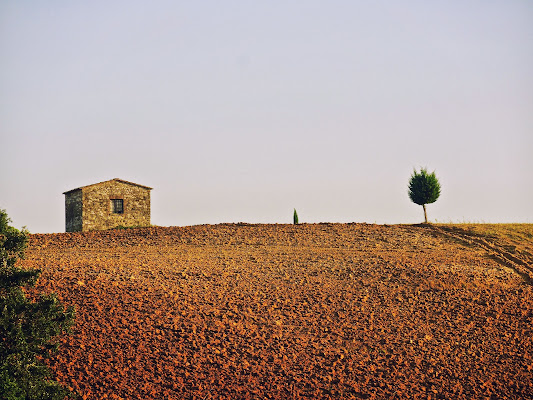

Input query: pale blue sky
[1,1,532,233]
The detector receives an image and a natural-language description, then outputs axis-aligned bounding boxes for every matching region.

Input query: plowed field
[22,223,533,399]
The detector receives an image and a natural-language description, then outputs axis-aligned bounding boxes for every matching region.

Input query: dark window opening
[111,199,124,214]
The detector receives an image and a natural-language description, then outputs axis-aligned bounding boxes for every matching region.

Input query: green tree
[408,168,441,223]
[0,209,76,399]
[293,209,299,225]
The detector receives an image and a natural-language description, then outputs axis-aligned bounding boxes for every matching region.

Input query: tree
[293,209,299,225]
[408,168,441,223]
[0,209,76,399]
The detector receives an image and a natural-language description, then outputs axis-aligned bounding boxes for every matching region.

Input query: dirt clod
[23,223,533,399]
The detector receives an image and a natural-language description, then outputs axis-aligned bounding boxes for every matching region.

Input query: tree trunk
[423,204,428,223]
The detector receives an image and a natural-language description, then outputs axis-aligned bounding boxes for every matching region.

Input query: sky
[1,1,532,233]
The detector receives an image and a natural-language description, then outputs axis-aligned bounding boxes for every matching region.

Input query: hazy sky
[1,1,532,233]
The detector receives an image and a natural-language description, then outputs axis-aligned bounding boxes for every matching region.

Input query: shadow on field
[416,224,533,286]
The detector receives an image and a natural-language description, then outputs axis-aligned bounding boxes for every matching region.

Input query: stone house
[63,178,152,232]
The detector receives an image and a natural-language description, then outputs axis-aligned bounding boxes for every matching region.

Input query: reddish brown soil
[22,223,533,399]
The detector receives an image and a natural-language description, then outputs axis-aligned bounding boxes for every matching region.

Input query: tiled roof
[63,178,152,194]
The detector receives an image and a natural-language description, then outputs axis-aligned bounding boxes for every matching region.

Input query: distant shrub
[408,168,441,223]
[293,209,299,225]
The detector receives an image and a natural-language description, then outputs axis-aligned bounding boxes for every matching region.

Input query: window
[111,199,124,214]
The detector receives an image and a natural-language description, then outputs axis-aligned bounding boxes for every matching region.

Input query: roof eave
[63,178,153,194]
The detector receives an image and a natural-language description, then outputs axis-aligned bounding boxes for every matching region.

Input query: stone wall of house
[65,189,83,232]
[81,181,151,231]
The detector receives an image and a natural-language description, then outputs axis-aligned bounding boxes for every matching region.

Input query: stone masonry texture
[64,179,151,232]
[65,189,83,232]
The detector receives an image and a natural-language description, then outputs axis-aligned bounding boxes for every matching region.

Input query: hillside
[22,223,533,399]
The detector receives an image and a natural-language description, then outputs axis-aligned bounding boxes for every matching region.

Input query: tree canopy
[408,168,441,223]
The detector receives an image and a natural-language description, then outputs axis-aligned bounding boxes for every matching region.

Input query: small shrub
[0,209,76,399]
[408,168,441,223]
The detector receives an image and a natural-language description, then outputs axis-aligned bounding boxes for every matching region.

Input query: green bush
[408,168,441,223]
[0,209,76,399]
